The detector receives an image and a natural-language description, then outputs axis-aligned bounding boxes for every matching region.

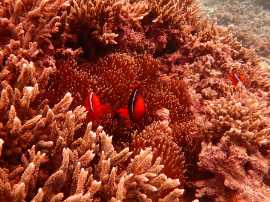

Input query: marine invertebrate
[0,119,184,201]
[132,120,186,181]
[45,51,194,148]
[196,136,270,202]
[203,89,270,150]
[1,0,270,201]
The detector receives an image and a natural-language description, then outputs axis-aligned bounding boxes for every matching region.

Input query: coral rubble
[0,0,270,201]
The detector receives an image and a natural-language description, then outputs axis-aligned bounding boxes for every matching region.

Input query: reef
[0,0,270,201]
[201,0,270,58]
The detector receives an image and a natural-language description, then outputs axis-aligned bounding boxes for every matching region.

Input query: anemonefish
[227,72,245,86]
[86,89,146,124]
[115,89,146,124]
[128,89,146,122]
[84,92,111,121]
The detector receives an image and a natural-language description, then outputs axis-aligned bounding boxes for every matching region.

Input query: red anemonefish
[84,92,111,121]
[115,88,146,125]
[128,89,146,122]
[227,72,245,86]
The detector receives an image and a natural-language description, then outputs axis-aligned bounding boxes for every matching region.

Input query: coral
[1,0,270,201]
[0,121,183,201]
[196,136,270,202]
[203,89,270,151]
[132,120,186,180]
[200,0,270,58]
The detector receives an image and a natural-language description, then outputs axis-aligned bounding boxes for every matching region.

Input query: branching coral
[0,120,184,201]
[1,0,270,201]
[0,0,64,56]
[203,89,270,150]
[132,120,186,180]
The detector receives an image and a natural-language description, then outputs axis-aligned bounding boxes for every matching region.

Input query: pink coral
[197,136,270,202]
[0,0,270,201]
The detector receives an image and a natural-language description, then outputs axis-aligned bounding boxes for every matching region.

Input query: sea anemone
[1,0,270,201]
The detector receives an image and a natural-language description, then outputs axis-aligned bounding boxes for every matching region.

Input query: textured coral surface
[200,0,270,73]
[1,0,270,201]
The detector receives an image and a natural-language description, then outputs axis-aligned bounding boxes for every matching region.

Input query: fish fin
[116,107,129,120]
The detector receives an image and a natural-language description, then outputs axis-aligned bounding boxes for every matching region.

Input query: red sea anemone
[1,0,270,201]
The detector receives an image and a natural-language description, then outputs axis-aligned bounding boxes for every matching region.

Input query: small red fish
[227,72,245,86]
[128,89,146,122]
[85,92,111,121]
